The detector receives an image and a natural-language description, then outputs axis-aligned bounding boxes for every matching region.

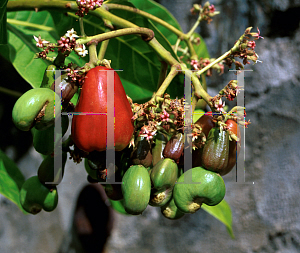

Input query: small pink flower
[139,127,157,142]
[190,59,199,70]
[209,5,216,13]
[247,41,256,50]
[160,110,170,122]
[251,27,264,39]
[33,35,49,48]
[215,99,225,112]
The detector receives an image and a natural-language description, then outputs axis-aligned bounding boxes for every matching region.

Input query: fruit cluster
[12,65,241,218]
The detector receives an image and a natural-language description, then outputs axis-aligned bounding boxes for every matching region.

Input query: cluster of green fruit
[12,65,240,217]
[12,65,71,214]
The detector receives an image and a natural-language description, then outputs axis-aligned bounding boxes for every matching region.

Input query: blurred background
[1,0,300,252]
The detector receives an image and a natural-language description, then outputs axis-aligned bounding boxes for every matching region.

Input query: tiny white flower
[75,44,88,57]
[33,35,49,48]
[65,28,79,40]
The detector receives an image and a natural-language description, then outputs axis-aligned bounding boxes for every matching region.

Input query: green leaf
[129,0,183,45]
[0,149,27,214]
[0,0,8,45]
[0,10,58,88]
[202,199,234,238]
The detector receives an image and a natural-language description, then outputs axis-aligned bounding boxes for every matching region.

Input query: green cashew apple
[161,198,185,220]
[150,158,178,190]
[12,88,60,131]
[19,176,58,214]
[149,158,178,206]
[121,165,151,215]
[32,115,69,155]
[173,167,225,213]
[201,127,230,174]
[38,152,67,187]
[152,132,168,167]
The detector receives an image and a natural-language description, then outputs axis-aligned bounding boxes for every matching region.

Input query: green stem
[196,51,230,76]
[157,61,169,90]
[104,3,199,60]
[53,51,70,68]
[186,13,203,38]
[98,38,109,61]
[173,38,181,55]
[105,3,185,39]
[76,27,154,44]
[0,87,22,98]
[150,65,179,104]
[79,17,86,36]
[88,43,98,66]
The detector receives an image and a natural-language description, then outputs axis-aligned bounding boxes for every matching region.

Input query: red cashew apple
[71,66,134,152]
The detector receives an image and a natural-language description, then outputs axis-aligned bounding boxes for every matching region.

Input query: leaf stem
[150,64,180,104]
[79,17,86,36]
[88,43,98,66]
[0,87,22,98]
[7,19,54,31]
[76,27,154,44]
[105,3,185,38]
[98,38,109,61]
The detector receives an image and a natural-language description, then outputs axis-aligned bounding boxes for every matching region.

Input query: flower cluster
[76,0,104,17]
[190,58,224,76]
[218,80,242,101]
[225,27,263,70]
[131,95,187,144]
[190,2,219,23]
[34,29,88,60]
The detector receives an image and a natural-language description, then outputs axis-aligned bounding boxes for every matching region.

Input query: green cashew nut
[173,167,226,213]
[149,158,178,206]
[121,165,151,215]
[19,176,58,214]
[161,198,185,220]
[12,88,61,131]
[32,115,69,155]
[37,152,67,187]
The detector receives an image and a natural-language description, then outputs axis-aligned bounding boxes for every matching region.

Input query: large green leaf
[0,149,27,213]
[0,0,8,44]
[0,10,88,89]
[202,199,234,238]
[129,0,182,45]
[0,11,57,88]
[50,3,184,102]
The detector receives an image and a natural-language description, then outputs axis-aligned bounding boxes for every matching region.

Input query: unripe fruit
[12,88,60,131]
[121,165,151,215]
[19,176,58,214]
[173,167,225,213]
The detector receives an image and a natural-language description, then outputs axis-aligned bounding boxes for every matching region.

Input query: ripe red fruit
[224,119,241,174]
[71,66,134,152]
